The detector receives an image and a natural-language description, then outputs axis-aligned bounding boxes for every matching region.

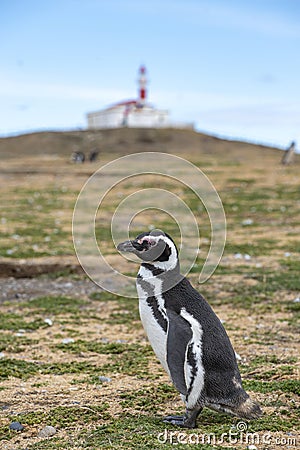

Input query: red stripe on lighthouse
[138,65,147,106]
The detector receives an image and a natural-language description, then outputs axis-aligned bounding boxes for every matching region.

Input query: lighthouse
[86,65,193,130]
[137,65,147,107]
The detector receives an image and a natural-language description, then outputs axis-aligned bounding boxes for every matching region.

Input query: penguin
[117,230,262,428]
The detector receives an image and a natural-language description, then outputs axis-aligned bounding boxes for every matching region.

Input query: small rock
[244,254,251,260]
[234,253,243,259]
[9,421,24,431]
[44,318,53,326]
[98,376,111,383]
[61,338,74,344]
[38,425,57,438]
[247,445,257,450]
[293,297,300,303]
[0,352,5,359]
[284,252,291,257]
[242,219,253,226]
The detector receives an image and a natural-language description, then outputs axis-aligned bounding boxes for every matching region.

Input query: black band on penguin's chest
[137,273,168,333]
[141,263,165,276]
[146,296,168,333]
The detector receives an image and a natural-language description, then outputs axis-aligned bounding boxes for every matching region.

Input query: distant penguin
[117,230,262,428]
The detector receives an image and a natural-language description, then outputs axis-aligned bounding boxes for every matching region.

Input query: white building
[87,66,192,130]
[87,99,169,130]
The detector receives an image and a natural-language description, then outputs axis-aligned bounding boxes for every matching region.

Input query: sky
[1,0,300,149]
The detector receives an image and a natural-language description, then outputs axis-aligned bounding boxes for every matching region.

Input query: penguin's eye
[138,237,157,248]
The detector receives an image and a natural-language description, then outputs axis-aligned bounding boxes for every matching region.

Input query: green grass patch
[24,296,87,314]
[120,384,177,412]
[0,358,102,380]
[21,439,73,449]
[0,334,37,353]
[0,313,47,332]
[0,359,39,380]
[225,239,278,256]
[56,341,154,377]
[55,340,144,354]
[14,404,111,428]
[89,291,130,302]
[247,355,297,366]
[244,379,300,395]
[243,366,296,380]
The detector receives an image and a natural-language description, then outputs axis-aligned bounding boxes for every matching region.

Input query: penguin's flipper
[180,308,205,410]
[166,309,192,395]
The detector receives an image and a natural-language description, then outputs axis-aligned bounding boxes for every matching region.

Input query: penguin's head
[117,230,179,270]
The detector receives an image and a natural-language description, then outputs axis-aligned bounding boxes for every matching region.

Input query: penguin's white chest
[136,269,169,374]
[138,295,168,373]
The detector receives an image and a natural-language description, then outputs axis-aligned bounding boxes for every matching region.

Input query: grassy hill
[0,128,294,166]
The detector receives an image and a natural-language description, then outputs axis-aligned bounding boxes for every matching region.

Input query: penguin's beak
[117,240,135,253]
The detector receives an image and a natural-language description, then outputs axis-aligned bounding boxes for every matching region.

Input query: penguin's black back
[163,276,248,406]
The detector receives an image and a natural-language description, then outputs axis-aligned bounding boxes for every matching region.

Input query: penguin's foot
[163,407,203,429]
[163,415,195,428]
[163,414,198,428]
